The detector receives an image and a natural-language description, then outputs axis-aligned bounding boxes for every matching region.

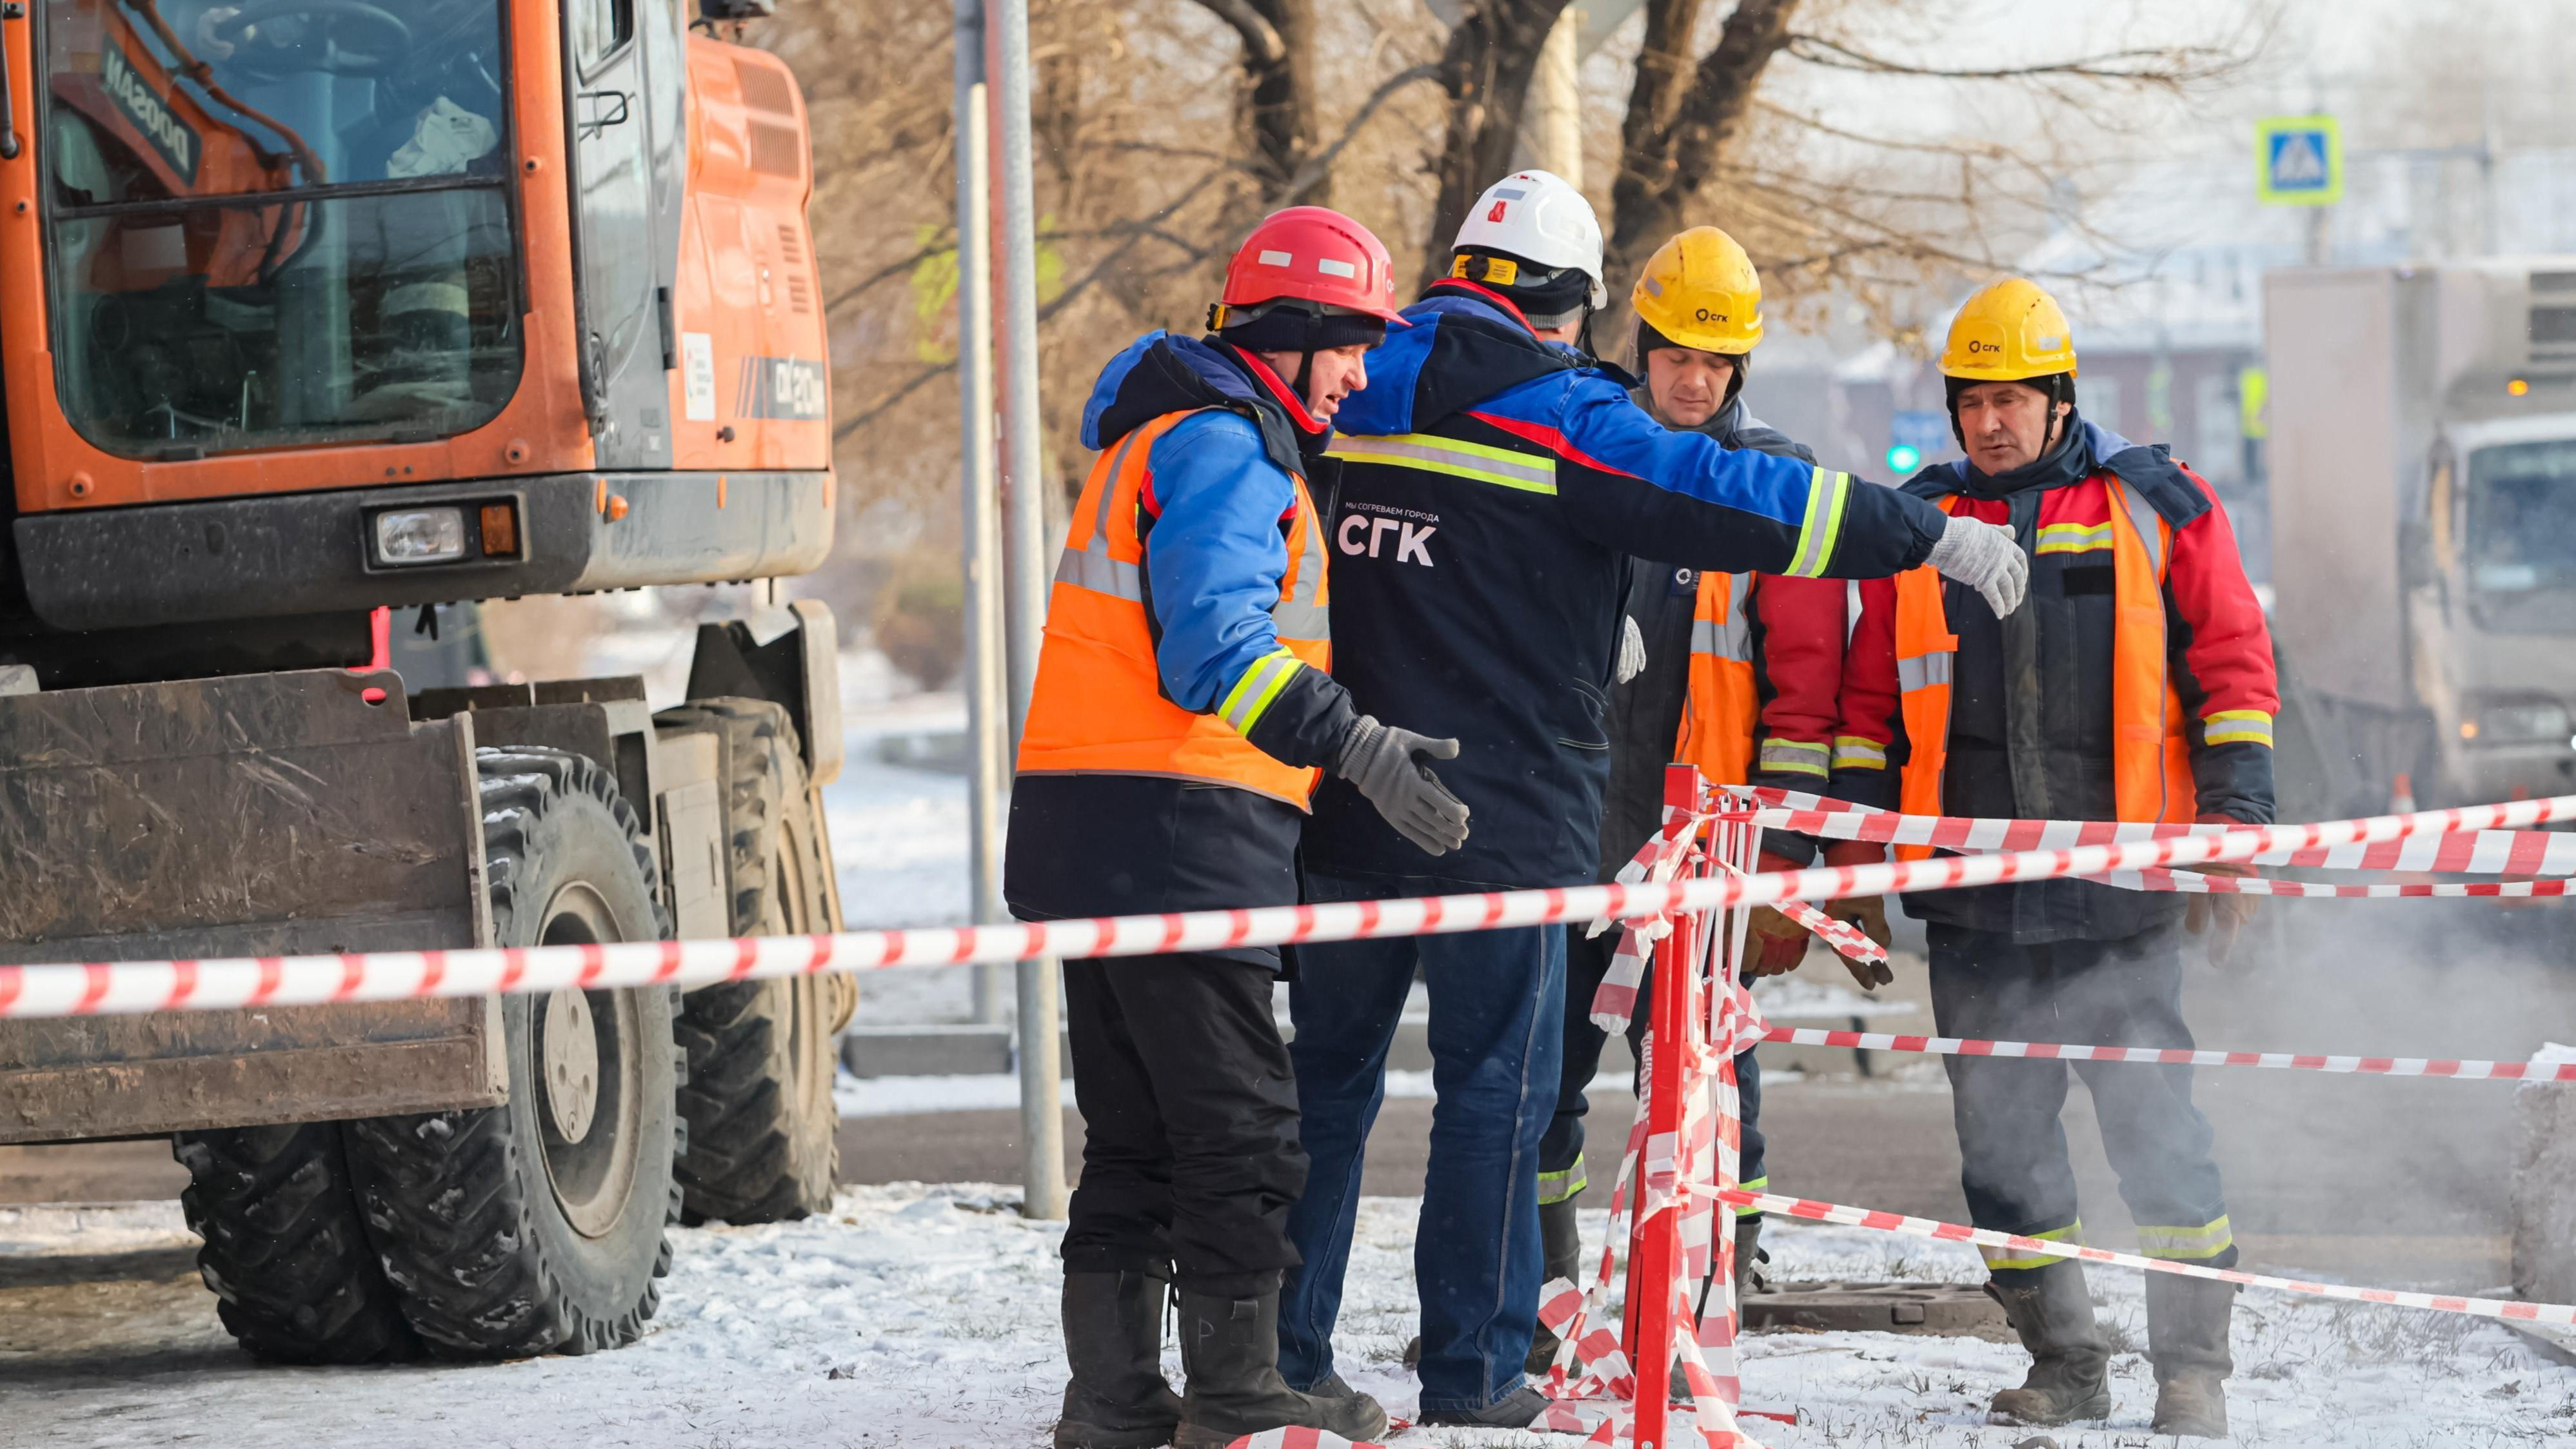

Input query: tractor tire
[342,747,682,1358]
[655,698,844,1225]
[172,1120,421,1364]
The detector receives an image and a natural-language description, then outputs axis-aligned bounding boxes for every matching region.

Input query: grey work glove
[1923,513,2028,619]
[1615,615,1647,684]
[1336,715,1470,856]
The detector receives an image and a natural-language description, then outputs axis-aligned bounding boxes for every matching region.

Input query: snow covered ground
[14,1187,2569,1448]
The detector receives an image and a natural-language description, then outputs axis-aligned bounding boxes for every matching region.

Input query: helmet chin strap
[1292,349,1315,410]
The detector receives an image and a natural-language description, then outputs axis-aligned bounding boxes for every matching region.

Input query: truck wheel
[343,747,682,1358]
[172,1120,421,1364]
[655,698,843,1224]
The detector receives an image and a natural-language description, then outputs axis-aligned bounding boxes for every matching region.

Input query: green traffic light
[1885,444,1922,473]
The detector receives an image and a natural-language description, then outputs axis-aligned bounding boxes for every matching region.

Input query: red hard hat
[1218,206,1409,326]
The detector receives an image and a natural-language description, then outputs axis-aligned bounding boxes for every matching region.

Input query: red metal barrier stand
[1626,765,1709,1449]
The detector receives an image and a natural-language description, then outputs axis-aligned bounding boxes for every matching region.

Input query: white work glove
[1923,513,2028,618]
[1336,716,1471,856]
[1615,615,1647,684]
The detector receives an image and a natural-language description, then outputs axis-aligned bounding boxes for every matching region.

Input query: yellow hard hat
[1939,277,2078,382]
[1630,226,1763,355]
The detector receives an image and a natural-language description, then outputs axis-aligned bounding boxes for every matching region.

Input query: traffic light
[1884,443,1922,473]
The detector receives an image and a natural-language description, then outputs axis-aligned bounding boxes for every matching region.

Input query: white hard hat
[1451,170,1607,310]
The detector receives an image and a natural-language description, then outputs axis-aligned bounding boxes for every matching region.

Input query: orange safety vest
[1016,409,1333,807]
[1672,569,1759,786]
[1892,480,2194,860]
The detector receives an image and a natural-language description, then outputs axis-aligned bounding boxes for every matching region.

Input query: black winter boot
[1984,1261,2112,1427]
[2146,1275,2237,1439]
[1732,1214,1767,1303]
[1056,1271,1184,1449]
[1525,1193,1587,1373]
[1172,1284,1387,1449]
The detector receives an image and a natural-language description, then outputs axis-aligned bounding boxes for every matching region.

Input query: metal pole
[986,0,1067,1221]
[952,0,1009,1026]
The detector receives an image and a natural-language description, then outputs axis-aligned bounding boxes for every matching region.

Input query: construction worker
[1530,228,1899,1366]
[1007,206,1472,1449]
[1839,277,2276,1438]
[1274,172,2030,1428]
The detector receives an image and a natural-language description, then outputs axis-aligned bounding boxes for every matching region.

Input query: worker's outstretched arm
[1141,413,1354,769]
[1523,375,2026,613]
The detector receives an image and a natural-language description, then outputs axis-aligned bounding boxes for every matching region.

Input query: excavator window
[37,0,521,457]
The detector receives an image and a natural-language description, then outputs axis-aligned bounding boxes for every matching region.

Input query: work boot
[1171,1283,1387,1448]
[1055,1270,1184,1449]
[1524,1193,1587,1373]
[1419,1384,1553,1428]
[1983,1261,2112,1427]
[2146,1275,2237,1439]
[1732,1213,1768,1304]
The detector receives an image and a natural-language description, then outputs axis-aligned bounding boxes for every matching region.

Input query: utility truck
[2265,260,2576,816]
[0,0,852,1363]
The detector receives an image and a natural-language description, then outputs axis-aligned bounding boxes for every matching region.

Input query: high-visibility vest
[1016,409,1333,807]
[1672,569,1759,786]
[1892,480,2194,860]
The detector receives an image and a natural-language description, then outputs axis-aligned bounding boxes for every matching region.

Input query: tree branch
[1186,0,1284,65]
[1783,34,2240,88]
[1277,62,1442,206]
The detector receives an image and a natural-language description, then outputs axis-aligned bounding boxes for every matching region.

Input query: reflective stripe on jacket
[1892,481,2193,858]
[1018,408,1333,806]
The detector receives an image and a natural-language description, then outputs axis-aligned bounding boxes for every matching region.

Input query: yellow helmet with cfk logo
[1940,277,2077,382]
[1630,226,1764,355]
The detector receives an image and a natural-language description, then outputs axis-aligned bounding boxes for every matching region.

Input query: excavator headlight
[372,508,468,566]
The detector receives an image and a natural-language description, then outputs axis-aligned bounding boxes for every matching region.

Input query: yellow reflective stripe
[1758,738,1829,777]
[2137,1216,2234,1261]
[1783,466,1852,578]
[2203,709,2274,746]
[1979,1220,2083,1272]
[1217,647,1303,734]
[1327,433,1559,494]
[2033,522,2114,555]
[1734,1174,1767,1217]
[1831,734,1888,770]
[1538,1157,1589,1205]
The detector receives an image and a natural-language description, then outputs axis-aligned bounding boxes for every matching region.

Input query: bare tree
[1606,0,1802,289]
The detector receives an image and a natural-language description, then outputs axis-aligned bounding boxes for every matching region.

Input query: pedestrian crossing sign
[2256,116,2342,205]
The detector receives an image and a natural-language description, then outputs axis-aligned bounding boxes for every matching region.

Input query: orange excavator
[0,0,853,1364]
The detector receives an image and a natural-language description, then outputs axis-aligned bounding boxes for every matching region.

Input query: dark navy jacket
[1305,283,1951,889]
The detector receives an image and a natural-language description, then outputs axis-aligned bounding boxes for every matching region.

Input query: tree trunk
[1248,0,1324,204]
[1192,0,1324,204]
[1603,0,1803,337]
[1422,0,1574,291]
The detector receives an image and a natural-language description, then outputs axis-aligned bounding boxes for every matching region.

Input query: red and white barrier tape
[1756,1025,2576,1082]
[1745,787,2576,875]
[2106,867,2575,897]
[1698,1184,2576,1327]
[6,791,2573,1021]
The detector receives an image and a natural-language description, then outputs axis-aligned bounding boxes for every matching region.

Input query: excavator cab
[4,0,830,661]
[0,2,853,1366]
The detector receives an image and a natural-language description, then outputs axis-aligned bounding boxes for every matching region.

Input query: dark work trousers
[1540,923,1766,1212]
[1927,922,2237,1283]
[1059,952,1306,1297]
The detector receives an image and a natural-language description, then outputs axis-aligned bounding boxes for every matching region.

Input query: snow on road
[12,1187,2570,1448]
